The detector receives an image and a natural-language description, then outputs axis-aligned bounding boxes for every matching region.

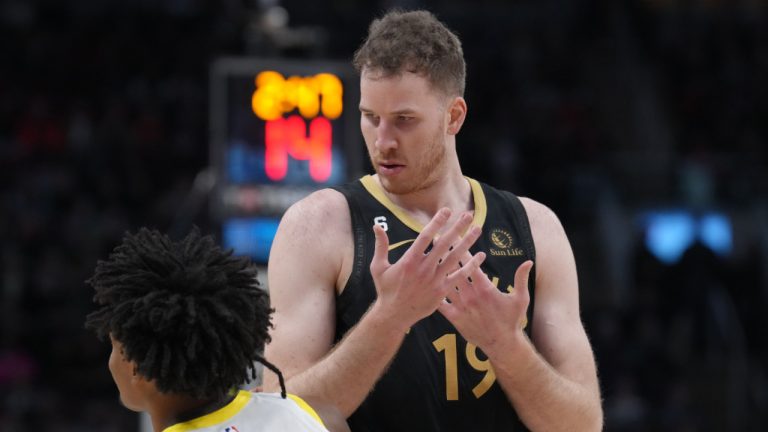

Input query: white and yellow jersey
[164,391,329,432]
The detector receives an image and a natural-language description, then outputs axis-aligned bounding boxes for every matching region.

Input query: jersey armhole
[331,183,367,296]
[330,183,370,342]
[508,194,537,335]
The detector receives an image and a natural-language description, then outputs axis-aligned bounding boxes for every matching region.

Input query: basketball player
[85,228,349,432]
[263,9,603,431]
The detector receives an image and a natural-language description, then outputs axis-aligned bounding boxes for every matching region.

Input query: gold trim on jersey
[467,177,488,229]
[359,175,488,233]
[388,239,417,251]
[287,394,326,427]
[163,390,250,432]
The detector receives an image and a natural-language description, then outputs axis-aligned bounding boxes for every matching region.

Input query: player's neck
[378,170,473,222]
[150,392,237,432]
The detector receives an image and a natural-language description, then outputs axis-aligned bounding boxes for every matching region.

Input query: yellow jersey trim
[388,239,416,251]
[359,175,488,233]
[360,175,423,232]
[287,393,326,427]
[163,390,251,432]
[466,177,488,229]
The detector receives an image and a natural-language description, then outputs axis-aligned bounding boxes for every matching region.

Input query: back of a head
[353,9,466,98]
[85,228,272,400]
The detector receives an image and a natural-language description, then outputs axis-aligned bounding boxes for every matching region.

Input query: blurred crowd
[0,0,766,430]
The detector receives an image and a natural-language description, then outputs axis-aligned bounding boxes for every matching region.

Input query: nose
[374,120,397,153]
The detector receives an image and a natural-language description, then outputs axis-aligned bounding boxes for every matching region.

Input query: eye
[396,115,416,128]
[362,112,380,124]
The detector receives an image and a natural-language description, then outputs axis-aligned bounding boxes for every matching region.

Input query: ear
[446,96,467,136]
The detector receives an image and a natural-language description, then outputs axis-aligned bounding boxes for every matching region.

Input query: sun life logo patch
[489,228,525,257]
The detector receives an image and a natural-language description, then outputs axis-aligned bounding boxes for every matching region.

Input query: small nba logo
[225,427,240,432]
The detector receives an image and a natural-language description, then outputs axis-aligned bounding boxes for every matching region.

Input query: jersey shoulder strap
[330,181,370,293]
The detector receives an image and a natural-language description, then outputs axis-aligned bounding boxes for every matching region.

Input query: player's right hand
[368,208,482,330]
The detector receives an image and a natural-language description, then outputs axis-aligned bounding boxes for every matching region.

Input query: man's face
[359,70,452,195]
[108,336,146,411]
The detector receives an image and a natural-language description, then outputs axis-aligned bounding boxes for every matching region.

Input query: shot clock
[209,58,362,262]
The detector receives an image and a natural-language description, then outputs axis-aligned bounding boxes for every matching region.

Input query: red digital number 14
[264,115,332,182]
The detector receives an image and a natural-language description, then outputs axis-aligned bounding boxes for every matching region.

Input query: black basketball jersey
[334,175,536,432]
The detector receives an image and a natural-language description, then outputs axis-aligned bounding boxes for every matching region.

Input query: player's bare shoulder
[518,196,578,299]
[277,188,351,243]
[272,188,353,291]
[518,196,567,241]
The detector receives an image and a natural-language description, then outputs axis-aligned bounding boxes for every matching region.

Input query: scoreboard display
[209,58,362,262]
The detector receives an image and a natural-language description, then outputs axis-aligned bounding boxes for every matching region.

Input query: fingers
[437,298,457,322]
[439,251,486,323]
[428,212,474,264]
[369,224,391,275]
[512,260,534,301]
[456,249,473,268]
[444,251,487,303]
[449,253,486,295]
[409,208,451,256]
[437,224,482,271]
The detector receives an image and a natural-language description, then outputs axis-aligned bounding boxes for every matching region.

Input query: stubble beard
[373,130,447,196]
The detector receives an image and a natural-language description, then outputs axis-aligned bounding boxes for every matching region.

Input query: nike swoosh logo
[388,239,416,251]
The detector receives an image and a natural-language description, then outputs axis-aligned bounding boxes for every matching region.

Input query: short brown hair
[353,10,466,97]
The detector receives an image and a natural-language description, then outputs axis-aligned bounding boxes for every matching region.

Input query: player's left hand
[438,257,534,356]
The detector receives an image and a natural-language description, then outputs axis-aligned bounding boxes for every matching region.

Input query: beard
[371,127,447,196]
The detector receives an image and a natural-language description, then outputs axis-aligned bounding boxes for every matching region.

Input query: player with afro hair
[86,227,348,432]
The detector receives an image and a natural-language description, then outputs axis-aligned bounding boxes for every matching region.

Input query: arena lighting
[222,217,280,264]
[639,209,733,265]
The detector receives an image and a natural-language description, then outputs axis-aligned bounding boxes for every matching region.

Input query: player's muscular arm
[495,199,602,431]
[262,190,345,395]
[264,192,481,417]
[439,199,603,432]
[302,396,351,432]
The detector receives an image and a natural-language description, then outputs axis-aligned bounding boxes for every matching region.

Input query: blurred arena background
[1,0,766,430]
